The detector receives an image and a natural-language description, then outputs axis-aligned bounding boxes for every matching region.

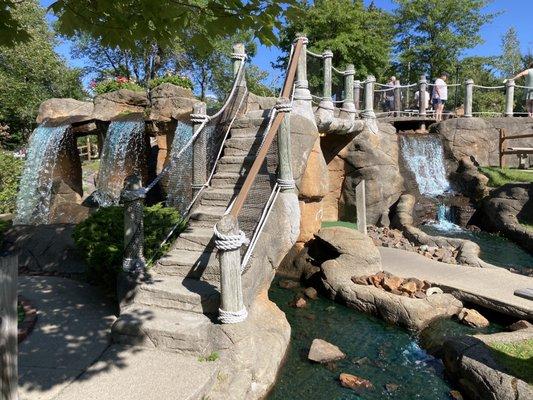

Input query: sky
[42,0,533,87]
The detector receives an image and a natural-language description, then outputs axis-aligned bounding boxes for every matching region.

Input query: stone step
[179,227,216,247]
[134,275,220,315]
[189,205,227,222]
[229,127,265,138]
[111,306,215,355]
[223,137,263,157]
[210,172,245,188]
[155,248,220,280]
[232,111,268,129]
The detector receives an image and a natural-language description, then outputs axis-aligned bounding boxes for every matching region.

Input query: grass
[198,351,219,362]
[488,339,533,385]
[478,167,533,188]
[321,220,358,230]
[520,221,533,232]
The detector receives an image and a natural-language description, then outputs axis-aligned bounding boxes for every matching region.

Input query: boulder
[382,276,403,292]
[245,92,277,112]
[93,89,149,121]
[36,98,94,124]
[294,297,307,308]
[304,287,318,300]
[339,373,373,390]
[308,339,345,363]
[508,320,532,331]
[483,183,533,253]
[149,83,198,121]
[458,308,490,328]
[450,157,489,200]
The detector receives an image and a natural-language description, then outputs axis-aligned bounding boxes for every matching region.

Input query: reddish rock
[382,276,404,292]
[458,308,489,328]
[295,298,307,308]
[304,287,318,300]
[351,275,370,285]
[400,281,417,295]
[449,390,464,400]
[339,373,373,390]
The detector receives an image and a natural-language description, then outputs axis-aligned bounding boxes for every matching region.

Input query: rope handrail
[426,83,461,87]
[472,84,505,89]
[142,59,247,194]
[375,82,417,89]
[306,49,323,58]
[514,85,533,89]
[311,94,345,104]
[332,66,346,75]
[228,38,304,219]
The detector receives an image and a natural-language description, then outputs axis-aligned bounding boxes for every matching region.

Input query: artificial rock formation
[36,98,94,124]
[483,183,533,253]
[93,89,150,121]
[149,83,198,121]
[321,122,404,225]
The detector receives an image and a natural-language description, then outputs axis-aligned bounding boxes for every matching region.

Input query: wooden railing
[499,128,533,168]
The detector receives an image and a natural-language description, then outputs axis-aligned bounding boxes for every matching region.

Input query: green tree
[497,27,522,78]
[394,0,497,80]
[0,0,84,144]
[277,0,393,95]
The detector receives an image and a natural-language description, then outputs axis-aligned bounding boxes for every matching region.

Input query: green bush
[73,203,186,290]
[93,79,145,95]
[148,75,193,90]
[0,151,24,213]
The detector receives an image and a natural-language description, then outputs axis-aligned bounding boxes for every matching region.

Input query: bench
[499,129,533,168]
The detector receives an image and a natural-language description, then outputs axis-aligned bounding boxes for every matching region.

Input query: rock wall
[321,122,404,225]
[431,117,533,168]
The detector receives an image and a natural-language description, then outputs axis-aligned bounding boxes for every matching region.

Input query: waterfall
[428,204,462,232]
[93,119,145,206]
[166,121,194,213]
[14,124,70,225]
[400,134,451,196]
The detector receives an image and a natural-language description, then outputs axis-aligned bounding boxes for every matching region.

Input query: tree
[394,0,497,80]
[0,0,84,146]
[1,1,301,51]
[497,27,522,78]
[276,0,393,94]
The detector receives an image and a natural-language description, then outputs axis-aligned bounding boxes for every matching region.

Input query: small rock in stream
[385,383,400,393]
[308,339,345,363]
[339,373,373,390]
[304,287,318,300]
[294,297,307,308]
[279,279,299,289]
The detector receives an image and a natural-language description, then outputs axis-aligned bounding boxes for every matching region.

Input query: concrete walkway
[18,276,219,400]
[379,247,533,319]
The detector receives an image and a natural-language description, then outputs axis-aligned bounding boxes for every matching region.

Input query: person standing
[385,76,397,112]
[509,63,533,117]
[432,73,448,121]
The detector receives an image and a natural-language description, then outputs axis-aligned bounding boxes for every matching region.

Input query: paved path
[379,247,533,319]
[18,276,219,400]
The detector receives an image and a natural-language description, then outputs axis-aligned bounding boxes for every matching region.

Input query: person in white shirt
[432,73,448,121]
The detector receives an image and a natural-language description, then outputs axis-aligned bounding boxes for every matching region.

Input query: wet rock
[339,373,373,390]
[304,287,318,300]
[449,390,463,400]
[508,320,532,331]
[279,279,299,289]
[308,339,346,363]
[382,276,404,292]
[458,308,489,328]
[385,383,399,393]
[294,298,307,308]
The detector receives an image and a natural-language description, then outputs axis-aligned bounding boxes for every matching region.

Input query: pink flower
[90,80,97,88]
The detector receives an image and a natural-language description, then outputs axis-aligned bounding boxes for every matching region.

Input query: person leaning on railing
[506,62,533,117]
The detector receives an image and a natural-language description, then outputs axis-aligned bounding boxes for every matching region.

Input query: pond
[268,279,454,400]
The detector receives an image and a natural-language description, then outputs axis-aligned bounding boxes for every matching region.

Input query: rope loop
[190,113,210,124]
[274,100,293,113]
[213,225,249,251]
[277,178,296,190]
[230,52,247,61]
[295,36,309,45]
[218,307,248,324]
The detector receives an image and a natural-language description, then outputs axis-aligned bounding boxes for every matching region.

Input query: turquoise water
[268,280,454,400]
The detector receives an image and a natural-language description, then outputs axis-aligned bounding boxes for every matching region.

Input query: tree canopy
[0,0,84,146]
[496,27,522,78]
[394,0,497,80]
[277,0,393,94]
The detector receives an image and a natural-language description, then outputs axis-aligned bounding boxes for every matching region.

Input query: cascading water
[400,134,451,196]
[14,124,70,225]
[166,121,195,213]
[93,119,145,206]
[427,204,462,232]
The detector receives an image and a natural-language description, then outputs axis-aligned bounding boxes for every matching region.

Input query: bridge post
[215,214,247,324]
[317,50,334,120]
[276,98,295,192]
[418,75,427,117]
[121,175,146,275]
[363,75,376,119]
[354,80,361,114]
[464,79,473,117]
[191,102,208,197]
[504,79,515,117]
[394,82,401,117]
[293,34,315,124]
[342,64,356,117]
[232,43,246,87]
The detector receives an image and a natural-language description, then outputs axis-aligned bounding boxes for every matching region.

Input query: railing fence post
[342,64,356,115]
[276,98,295,192]
[232,43,246,87]
[419,75,427,117]
[0,255,18,400]
[464,79,474,118]
[363,75,376,119]
[292,34,315,123]
[354,80,361,114]
[356,180,367,235]
[191,102,208,197]
[394,82,401,116]
[215,215,247,324]
[504,79,515,117]
[122,175,146,275]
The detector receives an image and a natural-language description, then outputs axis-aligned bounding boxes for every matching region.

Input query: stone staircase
[111,109,271,355]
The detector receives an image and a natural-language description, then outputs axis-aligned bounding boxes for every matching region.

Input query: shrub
[148,75,193,90]
[73,203,186,291]
[92,77,145,95]
[0,151,24,213]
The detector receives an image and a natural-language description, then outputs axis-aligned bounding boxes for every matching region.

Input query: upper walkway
[379,247,533,320]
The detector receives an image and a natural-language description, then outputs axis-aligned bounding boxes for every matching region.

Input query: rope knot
[274,99,292,113]
[213,225,249,251]
[190,113,209,124]
[277,178,296,190]
[230,52,247,61]
[218,307,248,324]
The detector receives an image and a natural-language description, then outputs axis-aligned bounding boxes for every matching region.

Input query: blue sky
[42,0,532,86]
